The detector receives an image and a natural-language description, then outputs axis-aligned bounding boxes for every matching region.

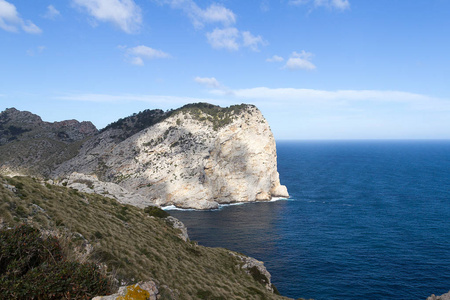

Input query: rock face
[0,103,289,210]
[54,103,289,209]
[0,108,98,176]
[92,280,160,300]
[0,108,97,145]
[427,291,450,300]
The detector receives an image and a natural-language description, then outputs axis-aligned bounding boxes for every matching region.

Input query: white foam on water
[162,197,291,211]
[161,205,196,211]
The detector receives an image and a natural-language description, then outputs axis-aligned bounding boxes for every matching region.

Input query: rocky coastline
[0,103,289,210]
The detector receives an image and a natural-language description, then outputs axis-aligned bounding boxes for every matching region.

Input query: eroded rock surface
[427,291,450,300]
[54,104,289,209]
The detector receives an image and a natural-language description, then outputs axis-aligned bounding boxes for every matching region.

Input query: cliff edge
[1,103,289,210]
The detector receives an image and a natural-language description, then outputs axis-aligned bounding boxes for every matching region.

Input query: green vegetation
[172,103,251,131]
[0,175,289,299]
[101,103,253,141]
[0,224,111,299]
[144,206,170,218]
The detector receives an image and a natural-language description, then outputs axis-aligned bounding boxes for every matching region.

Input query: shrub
[0,224,112,299]
[144,206,169,218]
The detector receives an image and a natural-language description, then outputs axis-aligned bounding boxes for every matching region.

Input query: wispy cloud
[206,27,240,51]
[54,93,228,108]
[0,0,42,33]
[194,76,233,95]
[43,5,61,19]
[284,51,316,70]
[206,28,266,51]
[266,55,284,62]
[72,0,142,33]
[242,31,266,52]
[159,0,265,52]
[160,0,235,29]
[26,46,46,56]
[227,87,450,111]
[290,0,350,11]
[194,77,221,89]
[120,45,171,65]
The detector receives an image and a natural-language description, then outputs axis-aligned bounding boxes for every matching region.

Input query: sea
[168,140,450,300]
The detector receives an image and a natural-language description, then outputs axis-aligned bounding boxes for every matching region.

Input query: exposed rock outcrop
[165,216,189,241]
[0,104,289,210]
[231,252,275,293]
[54,103,289,209]
[427,291,450,300]
[59,172,156,208]
[93,281,160,300]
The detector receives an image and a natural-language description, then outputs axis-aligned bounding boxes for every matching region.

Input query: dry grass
[0,175,291,299]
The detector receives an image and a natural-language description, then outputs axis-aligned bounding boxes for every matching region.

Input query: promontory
[0,103,289,210]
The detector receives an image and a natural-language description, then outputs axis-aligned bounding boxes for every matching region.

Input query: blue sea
[169,140,450,300]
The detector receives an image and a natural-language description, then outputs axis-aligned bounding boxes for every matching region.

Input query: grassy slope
[0,175,291,300]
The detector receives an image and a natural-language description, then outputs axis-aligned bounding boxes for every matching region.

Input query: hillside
[0,108,97,176]
[0,175,292,299]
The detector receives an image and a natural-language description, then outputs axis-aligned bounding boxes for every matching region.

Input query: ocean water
[169,140,450,300]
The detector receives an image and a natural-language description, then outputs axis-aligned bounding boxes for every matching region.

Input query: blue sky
[1,0,450,139]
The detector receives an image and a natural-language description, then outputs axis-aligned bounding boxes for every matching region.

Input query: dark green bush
[144,206,169,218]
[0,224,111,299]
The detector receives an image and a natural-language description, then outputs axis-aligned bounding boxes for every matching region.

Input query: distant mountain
[0,108,97,176]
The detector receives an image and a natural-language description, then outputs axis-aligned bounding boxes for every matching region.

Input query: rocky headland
[0,103,289,210]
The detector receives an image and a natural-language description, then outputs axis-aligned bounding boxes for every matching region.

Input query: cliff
[0,103,288,209]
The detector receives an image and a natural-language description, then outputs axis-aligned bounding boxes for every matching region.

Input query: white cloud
[128,45,171,59]
[284,51,316,70]
[206,27,240,51]
[72,0,142,33]
[162,0,235,28]
[290,0,350,11]
[194,76,234,95]
[160,1,265,52]
[194,77,221,89]
[121,45,171,65]
[54,93,228,108]
[206,28,267,52]
[194,76,234,96]
[130,56,144,66]
[242,31,266,52]
[0,0,42,33]
[266,55,284,62]
[44,5,61,19]
[228,87,450,111]
[199,4,236,27]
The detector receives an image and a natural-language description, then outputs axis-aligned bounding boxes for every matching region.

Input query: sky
[1,0,450,140]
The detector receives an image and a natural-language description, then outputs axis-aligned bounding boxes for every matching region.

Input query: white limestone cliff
[54,104,289,209]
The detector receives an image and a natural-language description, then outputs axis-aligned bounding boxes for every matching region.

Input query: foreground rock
[427,291,450,300]
[93,281,160,300]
